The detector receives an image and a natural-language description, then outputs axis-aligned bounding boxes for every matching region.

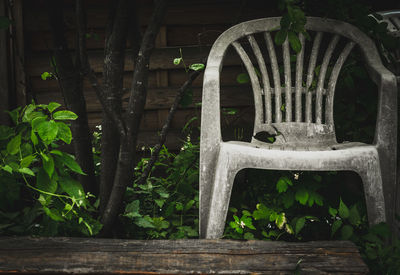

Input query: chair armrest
[373,67,398,152]
[200,66,222,148]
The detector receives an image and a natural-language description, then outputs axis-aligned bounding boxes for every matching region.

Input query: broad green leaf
[50,150,63,156]
[155,199,165,208]
[59,178,85,200]
[41,153,54,178]
[36,120,59,144]
[135,215,155,228]
[348,205,361,226]
[276,177,288,193]
[31,116,47,130]
[252,203,271,220]
[189,63,205,71]
[295,188,309,205]
[124,200,141,219]
[0,125,13,140]
[2,165,13,174]
[295,217,306,235]
[285,223,294,234]
[56,122,72,144]
[7,134,21,155]
[18,167,35,176]
[241,216,256,230]
[288,31,302,53]
[236,73,250,84]
[30,131,38,146]
[175,202,184,211]
[338,198,349,219]
[47,102,61,113]
[275,212,287,229]
[56,153,85,175]
[36,168,57,194]
[53,110,78,120]
[331,219,342,237]
[20,155,36,168]
[43,207,65,222]
[282,192,295,208]
[20,143,33,157]
[341,225,353,240]
[280,13,291,29]
[275,29,287,45]
[184,200,195,212]
[328,207,338,217]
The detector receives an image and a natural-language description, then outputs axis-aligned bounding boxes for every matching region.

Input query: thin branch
[136,69,203,186]
[76,0,126,137]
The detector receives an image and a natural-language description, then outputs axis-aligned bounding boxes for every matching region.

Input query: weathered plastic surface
[199,17,398,238]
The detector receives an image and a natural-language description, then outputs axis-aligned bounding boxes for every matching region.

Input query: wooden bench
[0,237,368,274]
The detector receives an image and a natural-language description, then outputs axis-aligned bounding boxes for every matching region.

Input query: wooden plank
[30,66,244,92]
[35,85,254,112]
[26,46,239,76]
[27,24,228,52]
[23,1,274,31]
[0,237,369,274]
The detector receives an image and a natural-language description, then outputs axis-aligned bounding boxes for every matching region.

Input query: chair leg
[357,163,386,225]
[205,163,238,239]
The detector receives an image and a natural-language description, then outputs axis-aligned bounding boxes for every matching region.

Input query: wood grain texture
[0,237,368,274]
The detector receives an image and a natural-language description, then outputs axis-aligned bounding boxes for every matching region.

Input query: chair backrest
[204,17,382,146]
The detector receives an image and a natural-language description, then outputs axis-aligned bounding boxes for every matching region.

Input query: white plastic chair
[199,17,398,238]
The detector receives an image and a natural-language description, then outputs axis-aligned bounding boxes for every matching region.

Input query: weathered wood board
[0,237,368,274]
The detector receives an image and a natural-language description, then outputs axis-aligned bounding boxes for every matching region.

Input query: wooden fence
[18,0,278,150]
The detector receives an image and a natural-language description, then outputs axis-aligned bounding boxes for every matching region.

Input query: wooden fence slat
[0,237,369,274]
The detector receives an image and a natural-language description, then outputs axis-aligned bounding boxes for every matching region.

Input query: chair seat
[219,141,379,172]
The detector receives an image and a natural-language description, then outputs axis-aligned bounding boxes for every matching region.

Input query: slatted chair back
[205,17,382,147]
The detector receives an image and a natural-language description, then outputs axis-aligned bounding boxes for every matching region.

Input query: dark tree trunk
[99,0,133,216]
[100,0,167,236]
[47,1,97,195]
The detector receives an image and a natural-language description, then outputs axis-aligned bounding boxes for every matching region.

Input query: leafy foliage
[0,102,101,236]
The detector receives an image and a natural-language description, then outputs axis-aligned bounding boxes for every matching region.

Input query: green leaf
[331,219,342,237]
[124,200,141,219]
[189,63,205,71]
[56,122,72,144]
[184,200,195,212]
[0,125,13,140]
[20,155,36,168]
[236,73,250,84]
[275,212,287,229]
[0,16,11,29]
[53,110,78,120]
[56,153,86,175]
[173,57,182,65]
[59,177,85,201]
[7,134,21,155]
[348,205,361,226]
[40,72,52,80]
[18,167,35,176]
[328,207,338,217]
[288,31,302,53]
[341,225,353,240]
[36,120,59,144]
[285,223,294,234]
[252,203,271,220]
[338,198,349,219]
[41,153,54,178]
[154,199,165,208]
[135,215,155,228]
[47,102,61,113]
[2,165,13,174]
[43,207,65,222]
[244,232,255,240]
[276,177,288,193]
[275,29,287,45]
[295,217,306,235]
[36,168,57,194]
[280,13,291,29]
[295,188,309,205]
[282,192,295,208]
